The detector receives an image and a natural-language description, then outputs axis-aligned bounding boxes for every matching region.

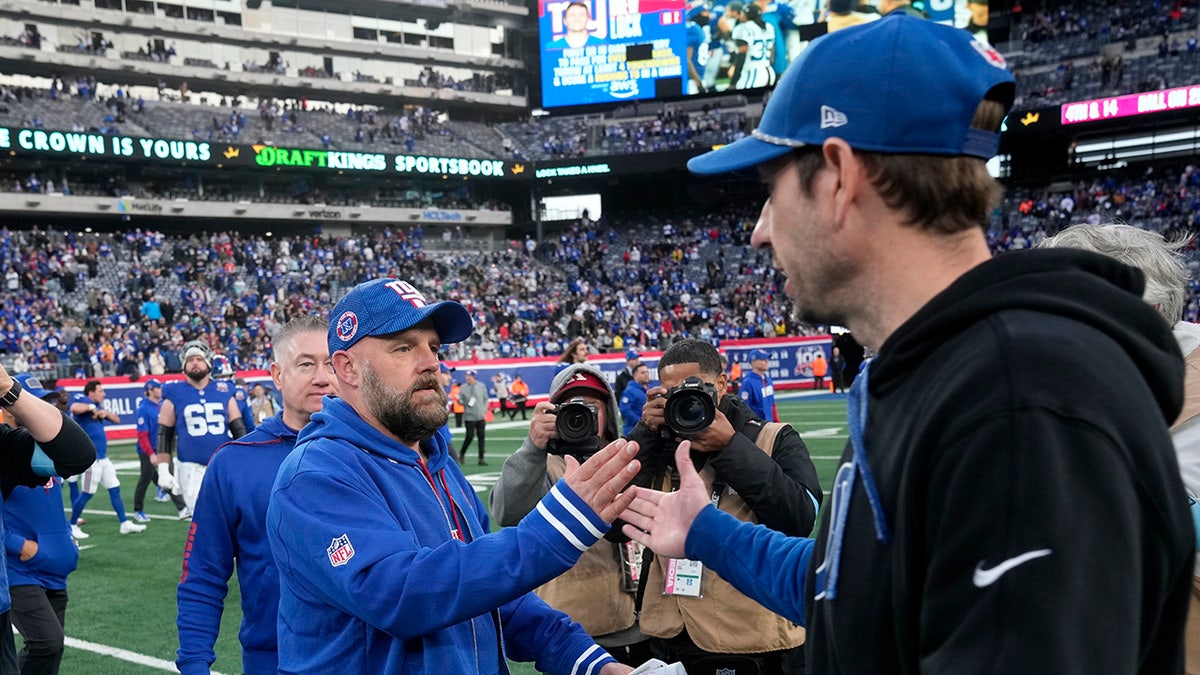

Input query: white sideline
[10,627,228,674]
[63,636,228,673]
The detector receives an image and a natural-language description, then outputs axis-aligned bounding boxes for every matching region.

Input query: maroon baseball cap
[553,371,609,403]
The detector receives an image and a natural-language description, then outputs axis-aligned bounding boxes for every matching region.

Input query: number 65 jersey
[163,379,238,465]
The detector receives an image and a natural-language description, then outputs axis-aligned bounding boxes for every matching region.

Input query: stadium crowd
[1,155,1200,386]
[0,202,799,383]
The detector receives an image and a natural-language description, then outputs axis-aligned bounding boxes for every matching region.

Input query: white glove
[156,463,176,491]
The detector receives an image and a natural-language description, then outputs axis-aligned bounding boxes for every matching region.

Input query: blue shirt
[163,379,237,465]
[70,393,109,459]
[136,397,160,457]
[740,370,775,421]
[619,381,647,436]
[4,477,76,590]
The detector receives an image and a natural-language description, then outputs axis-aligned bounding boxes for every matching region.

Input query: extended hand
[599,663,634,674]
[563,438,640,523]
[621,441,709,559]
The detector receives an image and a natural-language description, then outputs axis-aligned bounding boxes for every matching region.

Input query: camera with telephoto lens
[545,397,601,459]
[663,376,719,437]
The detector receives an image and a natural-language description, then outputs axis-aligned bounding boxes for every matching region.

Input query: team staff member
[266,278,641,674]
[457,370,489,465]
[739,348,776,421]
[627,338,819,672]
[177,317,337,675]
[132,379,187,523]
[491,364,650,665]
[68,381,145,537]
[158,341,247,515]
[4,377,79,675]
[622,16,1192,673]
[614,350,641,400]
[0,362,94,675]
[618,364,649,436]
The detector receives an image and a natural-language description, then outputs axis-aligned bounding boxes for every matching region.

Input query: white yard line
[63,637,224,673]
[11,628,228,674]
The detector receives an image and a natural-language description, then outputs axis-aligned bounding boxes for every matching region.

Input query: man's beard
[361,362,449,444]
[186,364,211,383]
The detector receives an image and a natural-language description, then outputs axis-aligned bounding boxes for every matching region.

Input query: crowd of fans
[0,200,801,384]
[991,162,1200,320]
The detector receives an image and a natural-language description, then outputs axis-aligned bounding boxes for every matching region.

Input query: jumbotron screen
[537,0,989,108]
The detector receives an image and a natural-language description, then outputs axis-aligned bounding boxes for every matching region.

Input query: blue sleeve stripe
[549,483,606,540]
[569,644,610,675]
[806,489,819,514]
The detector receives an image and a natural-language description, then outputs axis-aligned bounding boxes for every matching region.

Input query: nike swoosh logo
[972,549,1052,588]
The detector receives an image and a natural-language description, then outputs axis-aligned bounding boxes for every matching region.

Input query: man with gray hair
[1038,223,1200,671]
[176,316,337,675]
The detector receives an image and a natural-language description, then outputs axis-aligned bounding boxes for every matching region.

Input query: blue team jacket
[176,413,296,675]
[267,396,616,674]
[4,478,77,591]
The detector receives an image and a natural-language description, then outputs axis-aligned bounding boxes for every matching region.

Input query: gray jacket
[458,380,489,422]
[489,363,620,525]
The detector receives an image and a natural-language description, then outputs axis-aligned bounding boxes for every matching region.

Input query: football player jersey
[163,379,237,464]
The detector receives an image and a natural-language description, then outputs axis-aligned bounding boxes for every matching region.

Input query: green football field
[48,394,847,674]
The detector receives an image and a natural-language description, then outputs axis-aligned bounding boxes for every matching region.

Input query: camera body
[663,375,719,437]
[545,397,602,459]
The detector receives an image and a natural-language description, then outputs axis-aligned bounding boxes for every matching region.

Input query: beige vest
[533,455,637,637]
[639,424,806,653]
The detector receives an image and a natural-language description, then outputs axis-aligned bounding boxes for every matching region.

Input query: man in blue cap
[132,378,187,523]
[267,278,641,674]
[739,348,775,421]
[621,15,1193,673]
[614,349,641,400]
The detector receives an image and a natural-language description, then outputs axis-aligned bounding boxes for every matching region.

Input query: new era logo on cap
[820,105,848,129]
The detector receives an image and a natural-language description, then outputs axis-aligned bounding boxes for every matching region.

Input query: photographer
[627,338,820,674]
[490,364,649,665]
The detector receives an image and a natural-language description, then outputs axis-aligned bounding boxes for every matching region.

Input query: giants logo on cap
[970,39,1007,69]
[327,534,355,567]
[385,279,427,308]
[336,311,358,342]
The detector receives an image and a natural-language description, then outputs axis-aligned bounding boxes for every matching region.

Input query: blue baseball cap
[749,349,770,361]
[14,373,51,400]
[329,278,473,354]
[688,15,1015,176]
[144,378,162,392]
[686,0,708,20]
[625,349,641,361]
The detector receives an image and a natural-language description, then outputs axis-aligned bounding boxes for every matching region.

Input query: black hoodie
[805,248,1192,674]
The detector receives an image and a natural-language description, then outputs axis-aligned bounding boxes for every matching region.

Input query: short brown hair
[792,98,1007,234]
